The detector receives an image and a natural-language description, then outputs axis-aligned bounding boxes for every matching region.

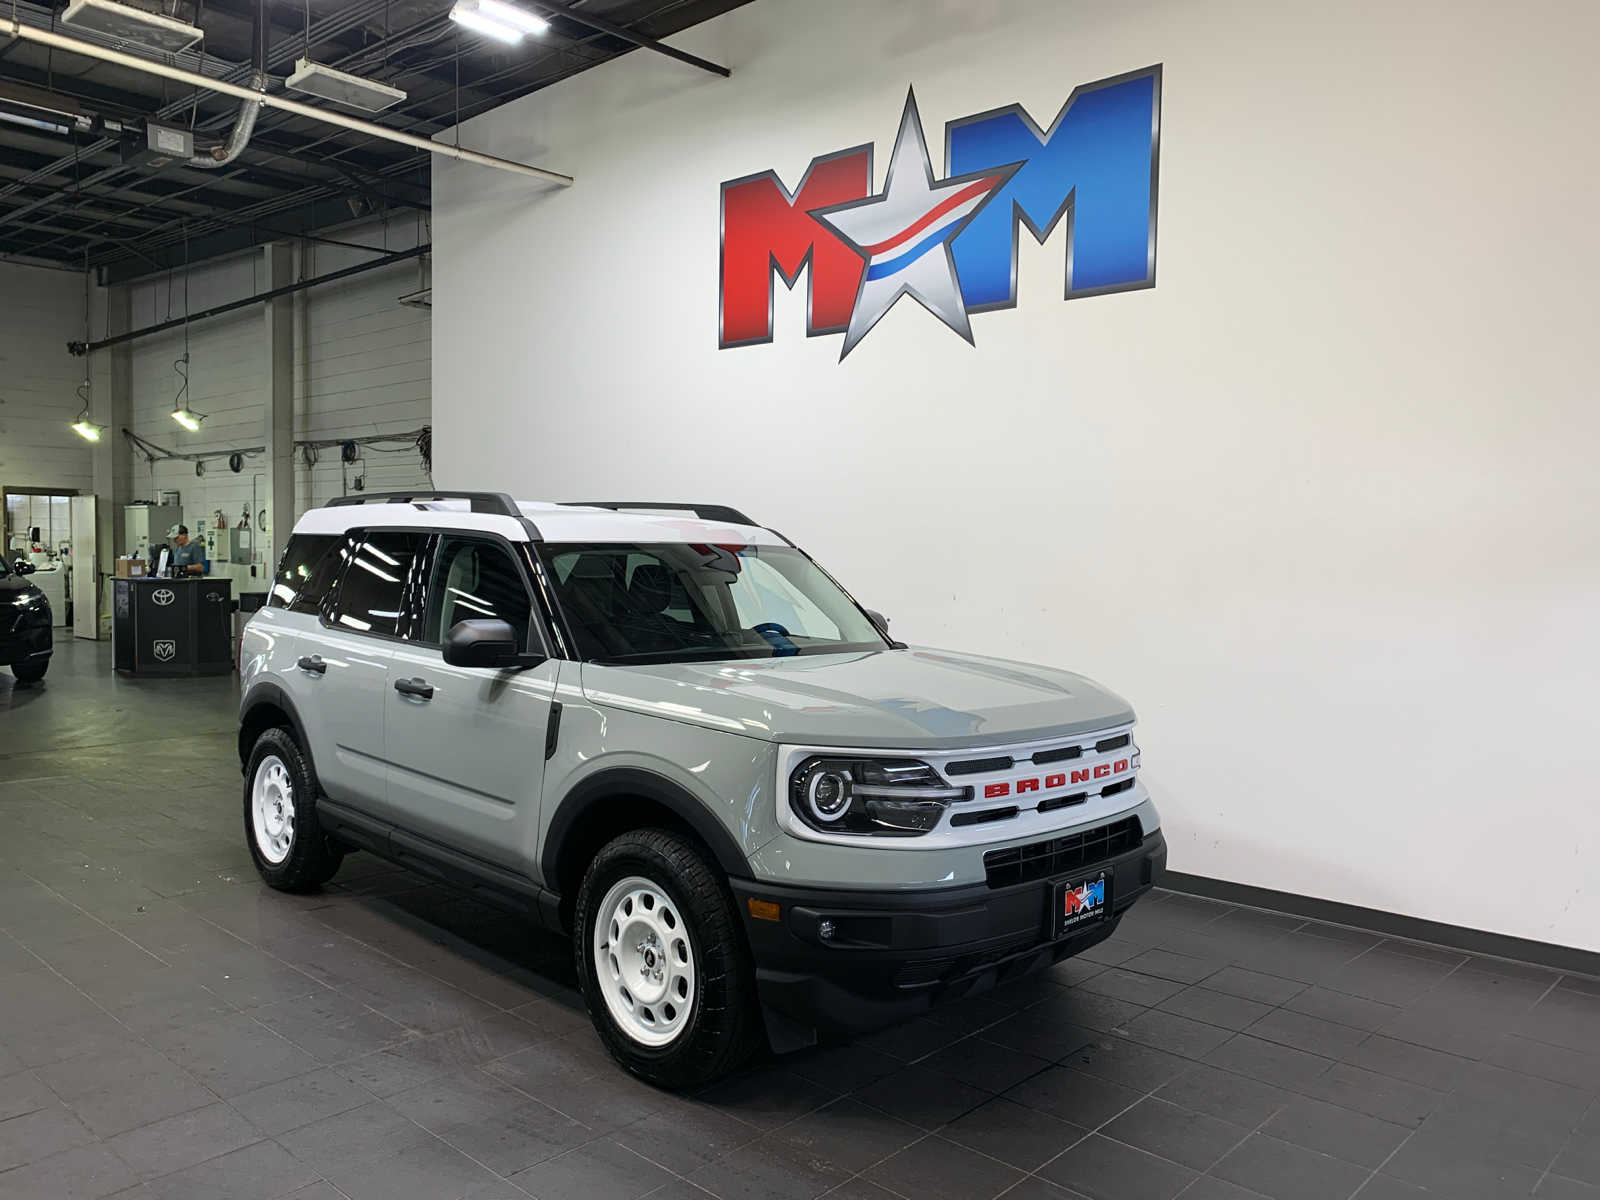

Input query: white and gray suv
[239,492,1166,1086]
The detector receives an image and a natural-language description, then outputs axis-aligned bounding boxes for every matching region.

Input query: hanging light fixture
[69,270,104,440]
[71,381,105,441]
[170,353,206,432]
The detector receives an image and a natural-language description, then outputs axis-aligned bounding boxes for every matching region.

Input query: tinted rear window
[331,531,429,639]
[268,534,339,613]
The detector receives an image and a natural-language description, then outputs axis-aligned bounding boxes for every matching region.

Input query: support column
[89,285,132,637]
[263,242,295,576]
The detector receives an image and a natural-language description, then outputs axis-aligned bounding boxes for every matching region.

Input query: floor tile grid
[1531,1095,1600,1200]
[0,778,564,1199]
[821,889,1586,1200]
[1064,892,1588,1199]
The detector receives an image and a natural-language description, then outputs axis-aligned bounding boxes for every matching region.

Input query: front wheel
[574,829,759,1088]
[243,726,344,892]
[10,656,48,683]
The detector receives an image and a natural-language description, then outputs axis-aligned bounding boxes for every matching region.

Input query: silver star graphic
[811,89,1015,360]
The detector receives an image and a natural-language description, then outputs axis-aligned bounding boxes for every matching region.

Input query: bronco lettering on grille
[981,758,1130,800]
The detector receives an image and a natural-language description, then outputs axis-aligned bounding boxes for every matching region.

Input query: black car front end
[0,572,53,669]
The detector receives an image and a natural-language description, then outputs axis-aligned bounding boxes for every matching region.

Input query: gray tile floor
[2,641,1598,1200]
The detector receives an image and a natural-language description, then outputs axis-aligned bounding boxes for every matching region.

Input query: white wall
[432,0,1600,950]
[0,261,96,499]
[124,217,432,575]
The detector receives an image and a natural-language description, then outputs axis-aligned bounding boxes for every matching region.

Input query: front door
[383,535,556,872]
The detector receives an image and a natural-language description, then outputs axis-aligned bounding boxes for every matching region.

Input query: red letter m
[719,145,871,348]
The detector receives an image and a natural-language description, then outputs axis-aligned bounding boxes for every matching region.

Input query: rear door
[384,534,558,871]
[299,529,431,811]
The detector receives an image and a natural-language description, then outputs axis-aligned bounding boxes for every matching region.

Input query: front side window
[268,534,339,612]
[544,542,887,664]
[331,531,429,639]
[422,537,534,651]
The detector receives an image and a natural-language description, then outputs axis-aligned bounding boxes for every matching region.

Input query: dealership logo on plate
[152,588,176,606]
[719,66,1160,358]
[152,640,176,662]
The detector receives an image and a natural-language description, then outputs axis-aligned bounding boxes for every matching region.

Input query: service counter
[112,577,233,676]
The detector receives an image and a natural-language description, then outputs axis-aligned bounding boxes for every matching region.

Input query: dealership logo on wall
[719,66,1160,359]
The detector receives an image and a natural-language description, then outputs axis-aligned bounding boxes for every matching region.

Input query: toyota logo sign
[152,588,176,606]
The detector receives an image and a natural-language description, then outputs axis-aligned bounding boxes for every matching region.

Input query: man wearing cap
[170,526,206,576]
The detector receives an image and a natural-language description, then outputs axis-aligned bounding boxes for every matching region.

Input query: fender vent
[983,816,1143,889]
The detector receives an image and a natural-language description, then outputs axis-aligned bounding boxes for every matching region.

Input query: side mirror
[12,559,36,576]
[442,618,544,670]
[865,608,890,634]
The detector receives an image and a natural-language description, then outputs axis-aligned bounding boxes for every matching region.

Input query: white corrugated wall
[0,261,96,498]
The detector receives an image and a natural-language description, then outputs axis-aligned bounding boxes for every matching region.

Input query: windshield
[542,542,889,664]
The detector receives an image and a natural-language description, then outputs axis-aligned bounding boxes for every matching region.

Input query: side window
[424,537,534,651]
[268,534,337,611]
[330,531,428,639]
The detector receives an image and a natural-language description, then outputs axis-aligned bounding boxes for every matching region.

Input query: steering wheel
[751,622,791,639]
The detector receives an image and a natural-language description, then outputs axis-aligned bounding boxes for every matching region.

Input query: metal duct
[184,70,266,169]
[185,1,266,170]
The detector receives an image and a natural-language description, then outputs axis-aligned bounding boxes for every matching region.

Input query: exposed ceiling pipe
[184,71,265,168]
[184,1,267,169]
[0,19,573,186]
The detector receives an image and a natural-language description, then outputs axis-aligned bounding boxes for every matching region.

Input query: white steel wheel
[591,875,696,1048]
[250,754,296,865]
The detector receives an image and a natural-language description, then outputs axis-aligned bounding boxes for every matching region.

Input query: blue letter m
[947,66,1160,311]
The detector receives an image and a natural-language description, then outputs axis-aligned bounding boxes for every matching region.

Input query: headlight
[789,757,970,837]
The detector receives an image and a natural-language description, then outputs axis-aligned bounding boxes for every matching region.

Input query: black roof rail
[325,491,520,516]
[565,501,759,527]
[323,491,542,540]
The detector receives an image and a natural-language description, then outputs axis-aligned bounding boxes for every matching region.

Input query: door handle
[297,655,327,675]
[393,676,434,700]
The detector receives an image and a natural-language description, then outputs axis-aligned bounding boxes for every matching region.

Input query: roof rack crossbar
[565,501,759,527]
[326,491,521,516]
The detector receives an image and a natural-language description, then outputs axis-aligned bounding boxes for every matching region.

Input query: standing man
[170,526,205,576]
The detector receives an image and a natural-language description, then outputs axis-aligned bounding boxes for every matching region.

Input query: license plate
[1054,873,1109,938]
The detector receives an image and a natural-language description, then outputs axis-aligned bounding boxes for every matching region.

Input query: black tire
[242,725,344,892]
[10,656,48,684]
[574,828,759,1088]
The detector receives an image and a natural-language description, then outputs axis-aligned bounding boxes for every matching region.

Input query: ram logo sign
[152,640,176,662]
[718,66,1160,358]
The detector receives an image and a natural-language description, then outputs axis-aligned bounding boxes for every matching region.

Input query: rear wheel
[243,726,343,892]
[10,656,48,683]
[575,828,758,1088]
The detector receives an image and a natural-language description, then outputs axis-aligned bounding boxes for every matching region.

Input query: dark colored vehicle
[0,556,52,683]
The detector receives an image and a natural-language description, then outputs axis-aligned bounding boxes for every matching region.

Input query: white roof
[291,499,785,546]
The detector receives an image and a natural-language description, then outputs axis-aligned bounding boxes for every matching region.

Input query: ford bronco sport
[239,492,1166,1086]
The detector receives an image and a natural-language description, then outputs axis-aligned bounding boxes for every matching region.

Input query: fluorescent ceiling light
[449,3,522,44]
[61,0,204,53]
[286,57,407,112]
[171,407,204,432]
[476,0,549,36]
[71,419,105,442]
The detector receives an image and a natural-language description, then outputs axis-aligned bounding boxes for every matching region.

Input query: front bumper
[0,623,51,667]
[732,826,1167,1040]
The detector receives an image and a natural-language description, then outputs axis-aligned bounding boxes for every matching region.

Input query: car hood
[579,647,1135,750]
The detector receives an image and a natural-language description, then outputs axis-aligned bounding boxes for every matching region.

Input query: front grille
[983,816,1143,889]
[946,755,1013,776]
